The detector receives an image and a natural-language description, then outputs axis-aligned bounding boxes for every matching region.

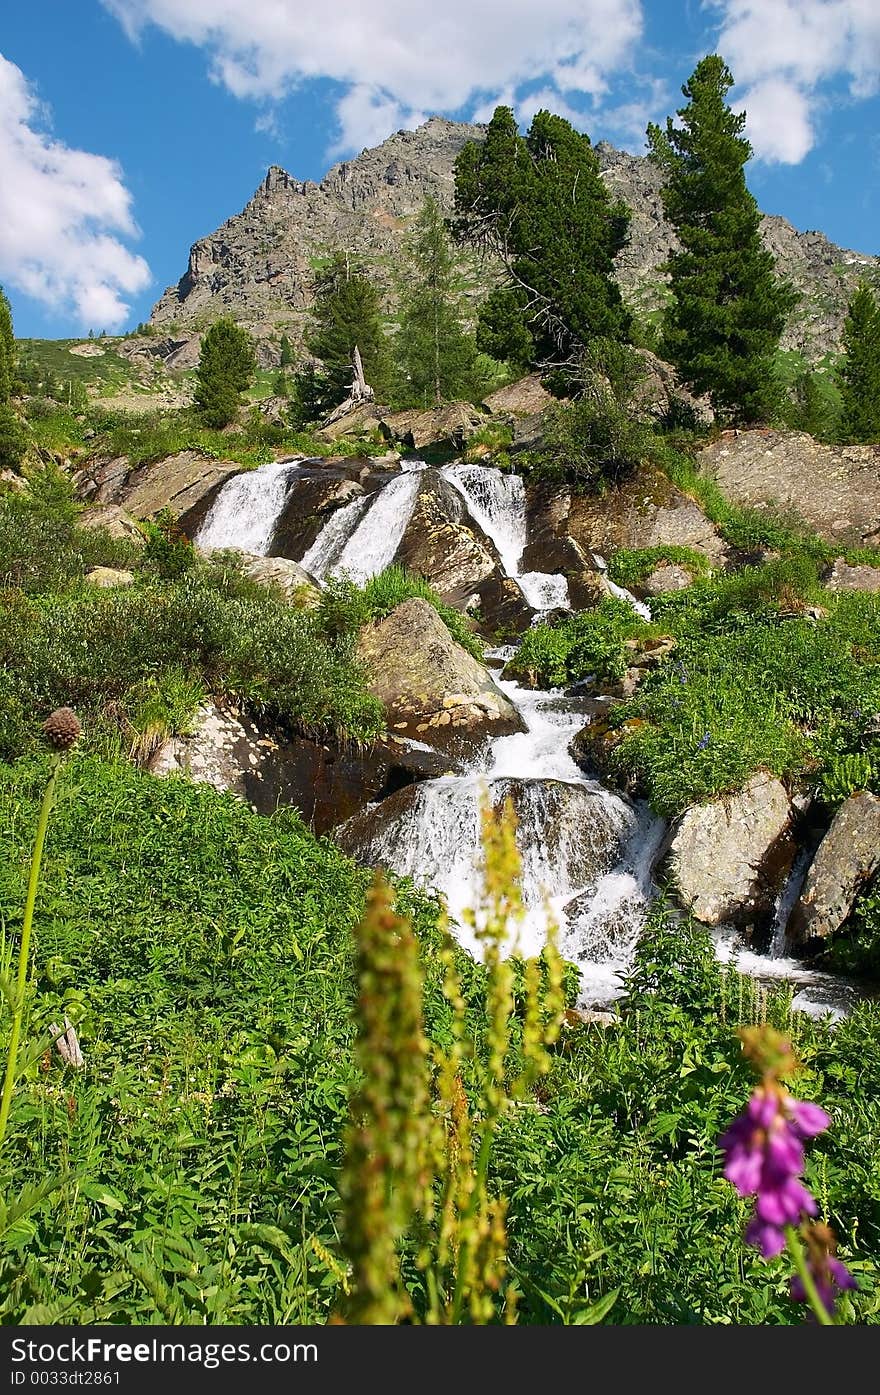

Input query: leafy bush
[522,392,653,490]
[607,545,710,589]
[318,566,484,660]
[509,597,663,688]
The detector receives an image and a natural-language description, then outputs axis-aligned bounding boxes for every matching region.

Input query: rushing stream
[195,456,859,1017]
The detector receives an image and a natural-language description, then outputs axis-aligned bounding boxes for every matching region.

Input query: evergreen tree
[194,318,256,427]
[289,363,324,427]
[395,197,481,405]
[453,107,631,369]
[0,288,15,404]
[279,334,294,367]
[647,55,797,422]
[837,282,880,443]
[272,370,290,398]
[305,253,392,412]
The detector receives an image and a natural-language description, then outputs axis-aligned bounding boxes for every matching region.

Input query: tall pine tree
[647,55,796,422]
[395,197,480,406]
[305,253,392,412]
[194,318,256,427]
[837,282,880,443]
[453,107,631,370]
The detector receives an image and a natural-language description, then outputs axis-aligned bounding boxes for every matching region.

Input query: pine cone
[41,707,81,751]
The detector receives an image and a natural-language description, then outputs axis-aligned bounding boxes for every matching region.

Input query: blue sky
[2,0,879,338]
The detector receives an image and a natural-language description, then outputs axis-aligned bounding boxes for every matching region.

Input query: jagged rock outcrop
[565,461,727,564]
[133,120,876,369]
[394,472,533,634]
[523,482,615,609]
[699,431,880,548]
[381,401,485,451]
[355,597,524,758]
[662,773,794,928]
[790,792,880,947]
[74,450,241,535]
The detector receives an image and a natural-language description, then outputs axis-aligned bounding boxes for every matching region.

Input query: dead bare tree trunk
[322,343,375,426]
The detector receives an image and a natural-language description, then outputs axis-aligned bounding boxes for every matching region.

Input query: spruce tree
[305,253,392,412]
[647,55,797,422]
[279,334,294,367]
[194,318,256,427]
[395,197,481,406]
[453,107,631,369]
[837,282,880,443]
[0,288,15,404]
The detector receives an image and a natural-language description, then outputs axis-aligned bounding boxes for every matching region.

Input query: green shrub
[607,545,710,589]
[0,405,28,470]
[510,597,663,688]
[319,566,484,660]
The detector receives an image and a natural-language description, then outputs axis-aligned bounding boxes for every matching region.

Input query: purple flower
[791,1224,858,1318]
[697,731,711,750]
[719,1085,827,1258]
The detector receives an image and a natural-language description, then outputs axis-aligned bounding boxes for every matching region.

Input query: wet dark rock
[790,792,880,946]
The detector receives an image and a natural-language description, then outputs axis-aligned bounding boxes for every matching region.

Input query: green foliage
[305,254,393,413]
[607,546,710,589]
[141,509,197,578]
[0,473,138,594]
[279,334,294,367]
[454,107,631,369]
[475,287,536,373]
[778,368,837,440]
[318,565,483,660]
[521,388,653,490]
[0,287,14,404]
[0,405,28,471]
[837,282,880,443]
[394,198,483,407]
[510,598,661,688]
[647,56,797,421]
[194,319,257,428]
[601,570,880,815]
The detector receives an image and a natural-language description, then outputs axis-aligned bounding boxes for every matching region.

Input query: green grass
[607,545,711,589]
[16,338,148,398]
[318,565,484,661]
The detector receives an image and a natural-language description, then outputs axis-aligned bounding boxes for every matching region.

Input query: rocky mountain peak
[142,116,879,370]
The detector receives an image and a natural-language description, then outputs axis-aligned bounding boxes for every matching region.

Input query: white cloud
[734,78,815,164]
[711,0,880,162]
[102,0,644,151]
[0,53,151,328]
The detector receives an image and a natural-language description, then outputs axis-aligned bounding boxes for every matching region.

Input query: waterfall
[195,459,302,556]
[301,468,425,584]
[339,667,664,1006]
[442,463,570,612]
[769,845,814,958]
[299,495,371,578]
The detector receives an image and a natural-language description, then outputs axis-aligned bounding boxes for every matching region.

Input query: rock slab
[790,792,880,946]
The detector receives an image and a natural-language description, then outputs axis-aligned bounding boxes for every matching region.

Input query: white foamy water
[195,459,302,556]
[329,469,424,582]
[592,552,652,621]
[442,462,570,612]
[299,495,371,578]
[340,669,664,1005]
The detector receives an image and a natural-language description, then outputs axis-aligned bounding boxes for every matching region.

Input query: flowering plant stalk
[719,1025,856,1324]
[0,708,81,1150]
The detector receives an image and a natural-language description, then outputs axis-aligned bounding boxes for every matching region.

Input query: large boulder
[394,472,534,636]
[74,450,242,536]
[823,558,880,593]
[315,402,387,441]
[699,430,880,548]
[380,401,485,451]
[662,773,794,927]
[523,482,614,609]
[233,553,321,607]
[355,598,524,758]
[150,701,458,834]
[483,374,555,418]
[789,792,880,947]
[566,462,727,565]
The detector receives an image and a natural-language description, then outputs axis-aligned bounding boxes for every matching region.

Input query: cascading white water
[195,459,302,556]
[442,463,570,612]
[299,495,371,578]
[300,466,426,584]
[340,665,665,1006]
[591,552,653,621]
[328,469,424,583]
